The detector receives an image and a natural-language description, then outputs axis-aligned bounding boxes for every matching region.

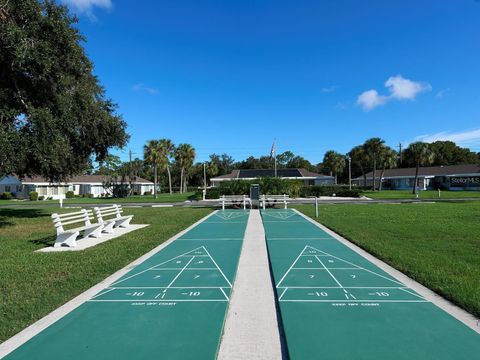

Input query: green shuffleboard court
[4,210,249,360]
[262,209,480,360]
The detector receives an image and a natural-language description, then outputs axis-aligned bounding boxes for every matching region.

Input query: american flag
[270,140,276,159]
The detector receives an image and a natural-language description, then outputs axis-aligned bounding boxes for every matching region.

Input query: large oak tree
[0,0,128,181]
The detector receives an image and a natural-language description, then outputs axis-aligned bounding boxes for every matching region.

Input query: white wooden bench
[260,194,290,210]
[220,195,251,210]
[51,209,103,248]
[94,204,133,232]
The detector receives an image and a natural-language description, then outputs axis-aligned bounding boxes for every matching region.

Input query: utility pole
[203,162,207,190]
[129,149,133,197]
[347,156,352,190]
[398,143,403,165]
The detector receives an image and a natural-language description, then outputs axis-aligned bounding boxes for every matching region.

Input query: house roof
[354,164,480,180]
[211,168,333,180]
[20,175,153,185]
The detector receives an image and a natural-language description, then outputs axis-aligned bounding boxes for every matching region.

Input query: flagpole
[270,138,277,177]
[275,155,277,177]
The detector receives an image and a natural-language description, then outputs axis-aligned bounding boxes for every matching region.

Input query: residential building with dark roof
[210,168,334,187]
[352,164,480,191]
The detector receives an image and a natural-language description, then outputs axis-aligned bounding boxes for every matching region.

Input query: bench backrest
[221,195,248,201]
[94,204,123,223]
[261,194,290,200]
[51,209,94,234]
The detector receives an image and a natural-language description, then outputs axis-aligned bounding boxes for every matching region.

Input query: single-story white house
[352,164,480,191]
[0,175,154,199]
[210,168,335,187]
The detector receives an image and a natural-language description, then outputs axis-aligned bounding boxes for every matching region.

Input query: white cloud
[132,83,158,95]
[356,90,388,111]
[414,128,480,150]
[61,0,112,18]
[385,75,431,100]
[357,75,431,111]
[435,88,450,99]
[321,85,339,93]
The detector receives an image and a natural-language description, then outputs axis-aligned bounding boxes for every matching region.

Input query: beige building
[0,175,154,199]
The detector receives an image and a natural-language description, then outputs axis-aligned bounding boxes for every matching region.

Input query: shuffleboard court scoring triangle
[110,246,232,288]
[276,245,404,288]
[262,211,296,220]
[214,211,248,220]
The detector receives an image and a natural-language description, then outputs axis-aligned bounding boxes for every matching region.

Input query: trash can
[250,184,260,209]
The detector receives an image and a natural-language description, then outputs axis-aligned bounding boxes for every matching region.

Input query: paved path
[218,210,283,359]
[262,208,480,359]
[3,210,248,360]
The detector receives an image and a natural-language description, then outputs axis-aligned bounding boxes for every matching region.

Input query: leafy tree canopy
[209,153,234,176]
[427,141,478,166]
[0,0,128,181]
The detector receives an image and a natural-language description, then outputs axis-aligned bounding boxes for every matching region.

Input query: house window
[5,186,11,192]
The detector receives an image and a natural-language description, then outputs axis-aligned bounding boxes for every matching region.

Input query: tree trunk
[359,164,367,188]
[379,166,386,191]
[179,167,184,194]
[372,159,376,191]
[153,165,158,199]
[167,166,172,194]
[412,162,420,194]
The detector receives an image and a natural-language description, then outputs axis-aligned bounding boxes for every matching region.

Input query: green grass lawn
[0,206,211,343]
[294,202,480,318]
[362,189,480,199]
[0,192,197,207]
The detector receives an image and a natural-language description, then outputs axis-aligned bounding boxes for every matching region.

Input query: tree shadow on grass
[0,208,50,229]
[29,235,56,247]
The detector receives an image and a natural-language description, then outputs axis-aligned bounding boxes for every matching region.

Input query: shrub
[29,191,39,201]
[335,189,361,197]
[38,196,45,201]
[190,191,203,201]
[205,188,221,199]
[0,192,13,200]
[66,191,75,199]
[143,190,152,196]
[204,180,360,199]
[132,191,140,196]
[299,185,360,198]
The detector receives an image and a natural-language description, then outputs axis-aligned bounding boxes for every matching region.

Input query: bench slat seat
[94,205,133,234]
[51,209,103,248]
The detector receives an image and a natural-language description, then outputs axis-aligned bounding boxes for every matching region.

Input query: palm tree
[378,147,398,191]
[175,144,196,193]
[322,150,346,184]
[348,145,370,187]
[158,139,175,194]
[406,142,434,194]
[143,140,162,199]
[363,137,385,191]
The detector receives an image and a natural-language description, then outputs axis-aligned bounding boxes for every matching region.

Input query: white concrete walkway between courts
[218,210,284,360]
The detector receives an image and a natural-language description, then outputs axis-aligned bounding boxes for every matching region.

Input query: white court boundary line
[291,208,480,334]
[276,245,404,289]
[110,246,207,286]
[93,245,233,302]
[280,300,428,303]
[0,210,219,358]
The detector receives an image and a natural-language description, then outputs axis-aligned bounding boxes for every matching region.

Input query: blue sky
[62,0,480,164]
